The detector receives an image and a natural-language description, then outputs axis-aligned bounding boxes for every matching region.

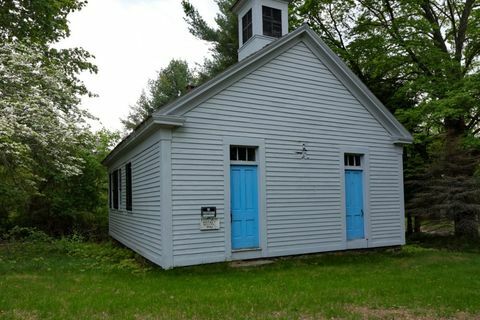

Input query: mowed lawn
[0,239,479,319]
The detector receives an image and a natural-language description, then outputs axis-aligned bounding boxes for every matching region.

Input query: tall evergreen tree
[122,59,195,131]
[181,0,238,82]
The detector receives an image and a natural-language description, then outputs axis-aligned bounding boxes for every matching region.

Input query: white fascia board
[102,115,185,166]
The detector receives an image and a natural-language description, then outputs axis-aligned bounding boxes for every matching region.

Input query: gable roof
[103,25,412,166]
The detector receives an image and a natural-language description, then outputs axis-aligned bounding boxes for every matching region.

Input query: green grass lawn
[1,238,479,319]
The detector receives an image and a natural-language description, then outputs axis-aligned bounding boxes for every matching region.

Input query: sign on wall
[200,207,220,230]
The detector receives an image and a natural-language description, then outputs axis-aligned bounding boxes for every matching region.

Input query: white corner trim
[397,145,406,245]
[159,128,173,269]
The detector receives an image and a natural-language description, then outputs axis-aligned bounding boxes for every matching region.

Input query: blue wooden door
[345,170,365,240]
[230,165,259,250]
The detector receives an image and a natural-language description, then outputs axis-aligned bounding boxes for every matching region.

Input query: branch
[420,1,449,54]
[181,0,219,42]
[328,4,347,51]
[446,0,458,38]
[464,42,480,73]
[455,0,476,63]
[381,0,434,76]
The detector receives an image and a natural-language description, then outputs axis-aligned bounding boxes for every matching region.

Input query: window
[242,9,253,44]
[126,163,132,211]
[344,154,362,167]
[262,6,282,38]
[111,169,119,209]
[230,146,256,161]
[109,173,112,208]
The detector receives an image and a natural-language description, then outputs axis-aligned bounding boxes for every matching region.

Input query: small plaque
[201,206,217,218]
[200,217,220,230]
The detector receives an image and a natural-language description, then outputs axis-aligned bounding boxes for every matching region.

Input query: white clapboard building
[103,0,413,269]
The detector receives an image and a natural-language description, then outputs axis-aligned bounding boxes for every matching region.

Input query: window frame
[230,145,258,164]
[125,163,132,211]
[242,9,253,44]
[344,153,363,169]
[262,6,282,38]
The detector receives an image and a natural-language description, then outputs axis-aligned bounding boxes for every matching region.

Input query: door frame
[223,137,267,260]
[339,146,370,249]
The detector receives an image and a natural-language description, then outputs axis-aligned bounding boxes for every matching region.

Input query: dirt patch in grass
[347,305,478,319]
[5,274,41,281]
[0,309,39,320]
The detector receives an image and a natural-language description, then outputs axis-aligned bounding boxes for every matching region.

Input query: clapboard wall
[169,41,404,267]
[108,132,163,266]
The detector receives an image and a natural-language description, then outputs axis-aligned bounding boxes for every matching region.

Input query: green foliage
[182,0,238,82]
[292,0,480,133]
[0,231,151,273]
[292,0,480,237]
[0,0,87,44]
[0,0,119,238]
[122,59,195,131]
[407,137,480,238]
[1,226,51,242]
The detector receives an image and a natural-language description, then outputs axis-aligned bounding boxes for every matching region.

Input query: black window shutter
[126,163,132,211]
[113,170,119,209]
[109,173,112,208]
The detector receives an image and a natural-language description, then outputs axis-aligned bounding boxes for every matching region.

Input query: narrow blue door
[231,165,259,250]
[345,170,365,240]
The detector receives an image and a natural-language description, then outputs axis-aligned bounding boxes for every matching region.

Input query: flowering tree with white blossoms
[0,0,109,234]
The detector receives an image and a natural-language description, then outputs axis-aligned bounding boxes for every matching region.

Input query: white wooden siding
[170,41,403,266]
[109,134,163,265]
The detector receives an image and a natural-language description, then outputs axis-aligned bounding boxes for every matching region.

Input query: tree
[0,0,102,236]
[407,136,480,237]
[182,0,238,82]
[122,59,195,131]
[293,0,480,237]
[17,129,120,237]
[0,41,92,221]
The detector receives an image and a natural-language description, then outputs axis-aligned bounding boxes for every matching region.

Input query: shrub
[2,226,51,242]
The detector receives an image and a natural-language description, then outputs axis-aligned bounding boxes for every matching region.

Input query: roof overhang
[392,136,414,145]
[231,0,292,13]
[102,114,185,166]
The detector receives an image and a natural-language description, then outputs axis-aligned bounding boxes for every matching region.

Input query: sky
[59,0,219,131]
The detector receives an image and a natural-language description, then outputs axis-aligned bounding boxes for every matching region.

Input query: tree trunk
[414,215,421,233]
[454,213,479,238]
[406,212,413,235]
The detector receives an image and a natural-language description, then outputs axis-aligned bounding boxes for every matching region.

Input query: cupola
[232,0,290,61]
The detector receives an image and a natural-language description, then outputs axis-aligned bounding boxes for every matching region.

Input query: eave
[102,115,185,166]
